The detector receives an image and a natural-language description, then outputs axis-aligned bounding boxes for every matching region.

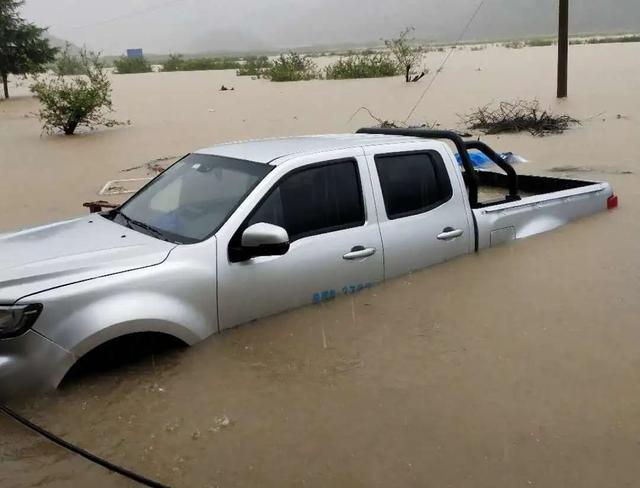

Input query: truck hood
[0,215,176,302]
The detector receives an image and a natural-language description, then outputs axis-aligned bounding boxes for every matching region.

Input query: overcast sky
[21,0,640,54]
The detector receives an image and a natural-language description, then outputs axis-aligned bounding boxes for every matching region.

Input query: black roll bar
[356,127,520,207]
[464,140,519,199]
[357,127,480,207]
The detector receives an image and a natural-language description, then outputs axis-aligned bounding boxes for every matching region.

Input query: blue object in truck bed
[455,151,527,167]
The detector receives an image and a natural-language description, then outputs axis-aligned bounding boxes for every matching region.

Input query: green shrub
[31,50,124,135]
[265,52,317,82]
[113,55,152,74]
[526,39,554,47]
[53,42,85,75]
[582,35,640,45]
[161,54,184,72]
[325,54,399,79]
[504,41,526,49]
[161,55,241,72]
[236,55,271,77]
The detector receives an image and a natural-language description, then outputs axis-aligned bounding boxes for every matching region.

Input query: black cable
[404,0,487,122]
[68,0,188,31]
[0,403,170,488]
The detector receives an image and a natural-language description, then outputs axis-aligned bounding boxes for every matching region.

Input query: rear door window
[374,151,453,219]
[248,159,365,241]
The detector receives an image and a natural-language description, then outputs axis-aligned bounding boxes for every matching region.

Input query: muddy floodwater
[1,44,640,487]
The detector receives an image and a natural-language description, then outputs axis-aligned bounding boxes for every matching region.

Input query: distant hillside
[45,34,82,54]
[32,0,640,55]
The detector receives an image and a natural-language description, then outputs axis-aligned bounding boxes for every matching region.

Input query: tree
[0,0,57,98]
[54,42,85,75]
[31,50,124,135]
[384,27,424,82]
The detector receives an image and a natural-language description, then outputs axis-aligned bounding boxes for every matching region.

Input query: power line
[0,403,169,488]
[68,0,189,31]
[404,0,486,123]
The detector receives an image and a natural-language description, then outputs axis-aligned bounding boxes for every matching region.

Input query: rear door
[365,142,473,279]
[216,148,384,329]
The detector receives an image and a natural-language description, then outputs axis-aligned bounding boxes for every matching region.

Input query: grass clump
[325,53,399,79]
[113,55,152,74]
[236,56,271,77]
[462,100,578,137]
[31,50,124,135]
[265,52,317,82]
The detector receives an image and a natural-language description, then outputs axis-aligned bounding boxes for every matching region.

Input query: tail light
[607,195,619,210]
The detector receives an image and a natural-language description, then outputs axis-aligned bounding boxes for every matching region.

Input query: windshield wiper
[113,210,177,243]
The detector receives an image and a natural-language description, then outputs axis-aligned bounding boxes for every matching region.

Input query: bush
[526,38,554,47]
[325,54,399,79]
[113,55,152,74]
[53,42,85,75]
[504,41,526,49]
[161,55,241,72]
[161,53,184,72]
[236,56,271,77]
[265,52,317,82]
[582,34,640,45]
[31,50,124,135]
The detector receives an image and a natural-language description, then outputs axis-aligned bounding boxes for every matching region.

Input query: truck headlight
[0,304,43,339]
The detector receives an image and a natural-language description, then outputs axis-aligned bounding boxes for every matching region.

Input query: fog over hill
[23,0,640,54]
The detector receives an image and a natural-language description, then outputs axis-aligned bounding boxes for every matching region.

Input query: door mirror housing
[237,223,290,260]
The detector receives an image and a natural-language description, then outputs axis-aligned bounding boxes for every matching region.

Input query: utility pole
[557,0,569,98]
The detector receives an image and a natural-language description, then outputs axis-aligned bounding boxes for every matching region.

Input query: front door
[216,149,384,329]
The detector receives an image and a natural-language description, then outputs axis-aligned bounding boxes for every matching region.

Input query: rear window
[375,151,452,219]
[248,159,365,241]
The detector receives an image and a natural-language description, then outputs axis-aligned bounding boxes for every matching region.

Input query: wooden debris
[462,100,579,137]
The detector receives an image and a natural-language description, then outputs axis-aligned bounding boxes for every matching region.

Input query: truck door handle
[437,227,464,241]
[343,246,376,260]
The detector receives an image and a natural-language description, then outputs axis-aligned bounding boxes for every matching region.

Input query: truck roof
[195,133,422,164]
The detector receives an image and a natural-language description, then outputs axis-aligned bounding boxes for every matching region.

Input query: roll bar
[356,127,520,208]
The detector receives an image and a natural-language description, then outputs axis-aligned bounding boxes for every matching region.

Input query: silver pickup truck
[0,128,617,397]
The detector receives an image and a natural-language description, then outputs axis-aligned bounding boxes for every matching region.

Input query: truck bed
[475,170,598,206]
[354,126,615,252]
[471,170,614,250]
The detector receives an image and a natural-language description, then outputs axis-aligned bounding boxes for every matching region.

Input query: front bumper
[0,330,75,401]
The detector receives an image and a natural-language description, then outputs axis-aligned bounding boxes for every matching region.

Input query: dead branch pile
[462,100,579,136]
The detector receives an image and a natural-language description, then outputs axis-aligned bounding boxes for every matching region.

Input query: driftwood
[409,71,427,82]
[83,200,117,213]
[462,100,579,137]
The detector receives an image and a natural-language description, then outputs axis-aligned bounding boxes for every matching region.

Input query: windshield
[113,153,272,243]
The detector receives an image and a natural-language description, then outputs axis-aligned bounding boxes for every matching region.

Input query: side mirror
[239,223,290,259]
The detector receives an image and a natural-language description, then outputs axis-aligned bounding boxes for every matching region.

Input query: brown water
[1,43,639,487]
